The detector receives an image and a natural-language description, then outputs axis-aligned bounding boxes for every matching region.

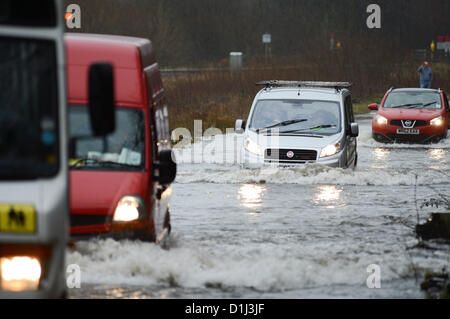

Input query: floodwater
[69,114,450,299]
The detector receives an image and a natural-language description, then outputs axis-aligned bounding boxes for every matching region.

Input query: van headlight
[430,116,444,126]
[113,196,144,222]
[0,257,42,291]
[245,139,262,156]
[375,114,388,125]
[320,143,341,158]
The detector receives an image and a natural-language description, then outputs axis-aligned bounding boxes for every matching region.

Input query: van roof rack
[256,80,352,91]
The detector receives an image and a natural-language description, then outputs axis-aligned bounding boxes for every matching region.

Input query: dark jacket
[418,66,433,82]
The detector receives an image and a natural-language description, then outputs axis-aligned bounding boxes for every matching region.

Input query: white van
[236,81,359,168]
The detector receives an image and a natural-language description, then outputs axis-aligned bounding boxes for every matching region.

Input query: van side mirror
[235,119,246,133]
[350,123,359,137]
[89,62,115,136]
[368,103,378,111]
[157,150,177,185]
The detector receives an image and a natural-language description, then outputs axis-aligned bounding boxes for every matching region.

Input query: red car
[66,34,176,243]
[369,88,450,143]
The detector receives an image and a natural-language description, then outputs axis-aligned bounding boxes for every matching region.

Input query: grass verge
[164,62,449,133]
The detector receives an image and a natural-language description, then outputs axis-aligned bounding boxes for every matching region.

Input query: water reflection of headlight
[373,148,389,160]
[314,186,343,209]
[239,184,265,210]
[429,149,446,161]
[315,185,342,202]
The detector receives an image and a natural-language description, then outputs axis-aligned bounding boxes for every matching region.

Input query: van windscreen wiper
[256,119,308,133]
[280,124,336,134]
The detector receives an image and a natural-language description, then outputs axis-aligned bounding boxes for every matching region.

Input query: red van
[66,34,176,244]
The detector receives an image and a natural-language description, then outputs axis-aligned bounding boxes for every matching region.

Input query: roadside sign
[262,33,271,44]
[436,35,450,50]
[437,36,445,50]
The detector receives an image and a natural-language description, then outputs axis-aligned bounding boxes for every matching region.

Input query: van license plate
[0,204,36,233]
[397,129,419,135]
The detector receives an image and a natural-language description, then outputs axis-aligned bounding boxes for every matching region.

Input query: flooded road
[69,114,450,298]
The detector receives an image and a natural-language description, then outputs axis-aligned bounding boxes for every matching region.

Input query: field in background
[165,61,450,133]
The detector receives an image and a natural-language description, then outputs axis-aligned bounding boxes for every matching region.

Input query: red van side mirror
[368,103,378,111]
[156,150,177,185]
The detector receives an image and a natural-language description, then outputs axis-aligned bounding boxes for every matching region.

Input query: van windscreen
[250,100,341,135]
[0,36,59,180]
[69,106,146,171]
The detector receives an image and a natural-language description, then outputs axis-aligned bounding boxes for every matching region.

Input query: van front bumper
[70,218,153,242]
[242,149,344,168]
[316,156,341,167]
[372,121,448,144]
[372,131,447,144]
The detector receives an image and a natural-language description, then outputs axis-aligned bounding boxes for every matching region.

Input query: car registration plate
[397,129,420,135]
[0,204,36,233]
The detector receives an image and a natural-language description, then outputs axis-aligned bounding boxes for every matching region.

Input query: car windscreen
[249,99,341,135]
[69,106,146,171]
[0,36,59,180]
[383,91,442,109]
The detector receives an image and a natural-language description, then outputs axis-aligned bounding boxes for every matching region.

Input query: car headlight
[320,143,341,158]
[245,139,262,156]
[0,256,42,291]
[113,196,144,222]
[430,116,444,126]
[375,114,388,125]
